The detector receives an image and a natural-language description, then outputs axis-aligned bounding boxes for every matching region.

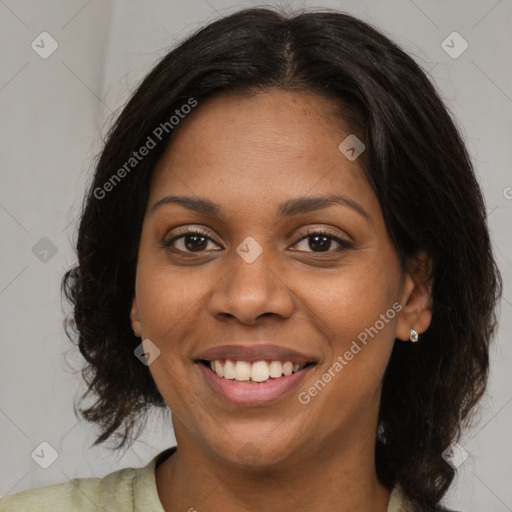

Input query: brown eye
[163,228,221,253]
[292,230,353,254]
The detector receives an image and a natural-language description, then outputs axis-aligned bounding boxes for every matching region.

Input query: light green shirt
[0,447,411,511]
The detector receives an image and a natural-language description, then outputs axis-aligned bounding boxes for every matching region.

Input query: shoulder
[0,447,177,512]
[0,477,102,511]
[0,466,140,511]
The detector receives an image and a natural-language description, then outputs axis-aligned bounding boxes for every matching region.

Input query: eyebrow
[150,194,370,221]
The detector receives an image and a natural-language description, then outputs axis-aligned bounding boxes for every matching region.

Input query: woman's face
[131,89,423,466]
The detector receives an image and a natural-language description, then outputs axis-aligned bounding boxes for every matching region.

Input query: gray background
[0,0,511,510]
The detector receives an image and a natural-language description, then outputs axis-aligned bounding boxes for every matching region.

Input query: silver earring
[409,328,419,342]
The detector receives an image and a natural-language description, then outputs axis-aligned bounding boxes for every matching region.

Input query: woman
[1,6,501,512]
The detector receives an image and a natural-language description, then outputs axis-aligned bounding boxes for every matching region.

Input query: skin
[130,89,433,512]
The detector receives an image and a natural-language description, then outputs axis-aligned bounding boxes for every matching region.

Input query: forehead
[148,89,376,219]
[159,88,354,155]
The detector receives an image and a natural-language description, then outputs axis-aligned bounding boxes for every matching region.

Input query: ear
[396,250,433,342]
[130,295,142,337]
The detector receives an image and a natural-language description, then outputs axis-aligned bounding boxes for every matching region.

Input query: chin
[202,429,305,469]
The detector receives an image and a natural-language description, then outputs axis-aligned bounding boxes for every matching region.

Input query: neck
[155,431,391,512]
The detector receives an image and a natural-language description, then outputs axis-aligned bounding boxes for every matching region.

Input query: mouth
[193,344,318,406]
[196,358,316,383]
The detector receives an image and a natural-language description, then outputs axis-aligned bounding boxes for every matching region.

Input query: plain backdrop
[0,0,511,510]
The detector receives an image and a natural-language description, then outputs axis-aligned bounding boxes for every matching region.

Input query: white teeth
[223,359,236,379]
[234,361,251,381]
[207,359,307,382]
[282,362,293,376]
[251,361,270,382]
[269,361,283,378]
[214,360,223,377]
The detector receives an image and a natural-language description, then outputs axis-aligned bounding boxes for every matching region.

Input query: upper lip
[194,344,317,365]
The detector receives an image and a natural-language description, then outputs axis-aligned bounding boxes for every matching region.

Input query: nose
[207,247,295,325]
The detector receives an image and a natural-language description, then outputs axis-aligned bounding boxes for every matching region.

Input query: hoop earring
[409,329,419,343]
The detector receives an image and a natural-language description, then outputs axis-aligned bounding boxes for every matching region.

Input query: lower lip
[196,363,315,407]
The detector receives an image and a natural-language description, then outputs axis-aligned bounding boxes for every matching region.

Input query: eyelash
[161,227,353,255]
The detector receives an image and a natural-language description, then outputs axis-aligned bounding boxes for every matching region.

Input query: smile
[195,359,316,407]
[204,359,311,383]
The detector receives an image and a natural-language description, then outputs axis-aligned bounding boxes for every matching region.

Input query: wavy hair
[62,7,502,510]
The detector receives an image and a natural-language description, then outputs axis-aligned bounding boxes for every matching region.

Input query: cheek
[135,255,208,340]
[297,269,398,429]
[303,255,398,332]
[135,265,203,411]
[297,250,400,378]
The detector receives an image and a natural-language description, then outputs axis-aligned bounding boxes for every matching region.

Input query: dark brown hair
[62,7,502,511]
